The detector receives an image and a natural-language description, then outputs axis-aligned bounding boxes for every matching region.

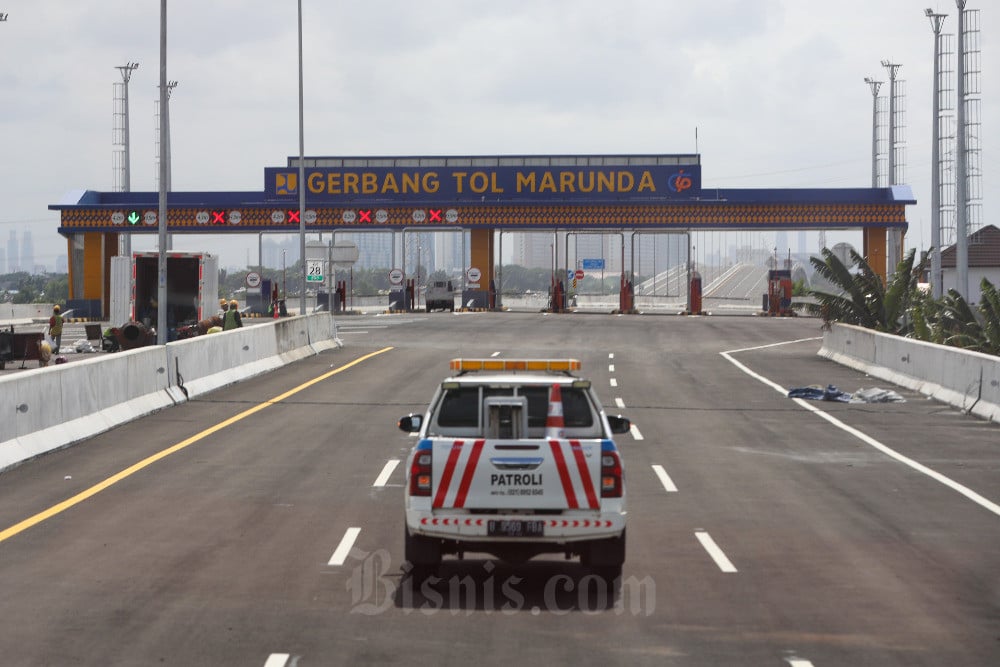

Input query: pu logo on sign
[668,170,693,194]
[276,173,298,195]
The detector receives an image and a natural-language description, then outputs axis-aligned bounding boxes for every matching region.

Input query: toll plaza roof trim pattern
[52,187,912,234]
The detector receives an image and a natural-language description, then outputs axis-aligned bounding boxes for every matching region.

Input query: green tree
[804,247,926,334]
[911,278,1000,355]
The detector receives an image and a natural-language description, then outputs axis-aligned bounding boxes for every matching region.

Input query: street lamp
[863,76,883,188]
[926,8,947,298]
[297,0,306,315]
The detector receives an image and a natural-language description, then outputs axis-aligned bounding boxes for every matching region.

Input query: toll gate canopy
[49,153,915,315]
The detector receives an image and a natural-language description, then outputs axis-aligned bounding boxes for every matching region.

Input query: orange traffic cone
[545,383,565,439]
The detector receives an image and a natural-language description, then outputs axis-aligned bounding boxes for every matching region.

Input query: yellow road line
[0,346,394,544]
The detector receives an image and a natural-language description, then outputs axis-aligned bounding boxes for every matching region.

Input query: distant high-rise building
[56,255,68,273]
[7,231,18,272]
[0,242,6,274]
[21,231,34,274]
[352,231,393,270]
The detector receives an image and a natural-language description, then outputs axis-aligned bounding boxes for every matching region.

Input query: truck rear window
[436,385,594,430]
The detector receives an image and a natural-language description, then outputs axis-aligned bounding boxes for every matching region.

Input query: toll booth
[686,271,703,315]
[389,286,410,312]
[763,269,795,316]
[462,289,489,310]
[315,291,343,313]
[245,279,272,315]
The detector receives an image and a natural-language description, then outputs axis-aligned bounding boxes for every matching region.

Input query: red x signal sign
[211,210,226,225]
[429,209,442,222]
[359,209,372,223]
[287,210,300,223]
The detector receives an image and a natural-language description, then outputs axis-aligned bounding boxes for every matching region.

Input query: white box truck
[109,252,219,339]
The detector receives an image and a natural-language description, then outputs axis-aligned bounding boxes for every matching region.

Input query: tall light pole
[926,8,948,298]
[115,61,139,259]
[863,77,883,188]
[955,0,969,300]
[881,60,902,277]
[156,0,168,344]
[297,0,306,315]
[115,62,140,192]
[158,80,177,250]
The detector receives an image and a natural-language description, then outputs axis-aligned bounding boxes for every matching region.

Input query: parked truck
[110,252,219,340]
[425,279,455,312]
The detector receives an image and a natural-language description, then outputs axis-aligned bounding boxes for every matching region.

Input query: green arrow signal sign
[127,210,141,225]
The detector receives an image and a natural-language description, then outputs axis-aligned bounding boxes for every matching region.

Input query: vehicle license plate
[487,519,545,537]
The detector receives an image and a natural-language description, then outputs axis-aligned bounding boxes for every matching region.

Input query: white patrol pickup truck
[398,358,631,581]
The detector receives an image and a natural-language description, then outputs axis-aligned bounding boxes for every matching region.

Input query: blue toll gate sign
[582,258,605,270]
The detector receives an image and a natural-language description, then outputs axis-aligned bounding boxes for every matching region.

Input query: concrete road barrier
[821,323,1000,422]
[1,313,341,472]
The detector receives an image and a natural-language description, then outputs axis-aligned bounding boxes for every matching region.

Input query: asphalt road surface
[1,312,997,666]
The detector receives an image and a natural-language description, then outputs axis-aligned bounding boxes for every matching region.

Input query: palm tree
[912,278,1000,355]
[805,247,926,334]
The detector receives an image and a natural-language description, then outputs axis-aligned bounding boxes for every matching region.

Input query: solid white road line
[696,531,738,572]
[615,398,625,409]
[630,424,644,440]
[373,459,400,487]
[610,378,618,387]
[328,527,362,566]
[721,341,1000,519]
[263,654,290,667]
[651,464,678,492]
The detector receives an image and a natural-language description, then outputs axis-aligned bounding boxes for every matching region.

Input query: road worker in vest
[48,305,64,354]
[223,299,243,330]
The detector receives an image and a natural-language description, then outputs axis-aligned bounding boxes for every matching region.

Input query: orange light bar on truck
[449,358,581,372]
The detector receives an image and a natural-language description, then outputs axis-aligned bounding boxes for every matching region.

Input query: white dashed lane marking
[695,531,738,573]
[373,459,400,487]
[651,464,678,492]
[328,527,362,566]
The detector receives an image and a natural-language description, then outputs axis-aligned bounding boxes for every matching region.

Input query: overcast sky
[0,0,995,271]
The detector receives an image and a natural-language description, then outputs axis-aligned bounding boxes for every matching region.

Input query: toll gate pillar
[862,227,889,286]
[66,231,118,319]
[465,228,494,310]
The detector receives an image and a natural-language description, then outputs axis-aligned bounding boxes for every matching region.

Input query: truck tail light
[409,444,433,497]
[600,448,623,498]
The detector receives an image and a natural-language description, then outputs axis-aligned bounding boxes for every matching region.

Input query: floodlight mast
[881,60,903,278]
[955,0,968,300]
[116,61,139,258]
[863,77,883,189]
[927,8,948,298]
[115,62,140,192]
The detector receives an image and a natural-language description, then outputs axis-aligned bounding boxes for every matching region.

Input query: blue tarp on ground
[788,385,906,403]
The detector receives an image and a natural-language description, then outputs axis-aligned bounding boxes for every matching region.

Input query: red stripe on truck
[432,440,464,509]
[570,440,599,509]
[453,440,484,508]
[549,440,579,509]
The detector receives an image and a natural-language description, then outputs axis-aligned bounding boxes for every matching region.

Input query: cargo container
[109,252,219,340]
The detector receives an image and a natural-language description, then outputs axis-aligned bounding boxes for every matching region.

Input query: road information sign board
[307,260,324,283]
